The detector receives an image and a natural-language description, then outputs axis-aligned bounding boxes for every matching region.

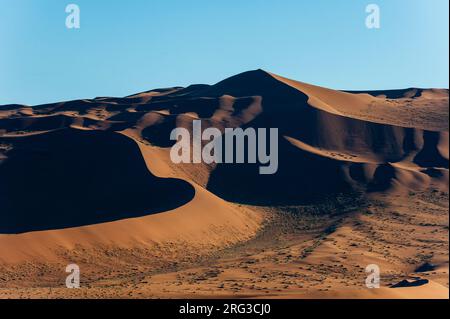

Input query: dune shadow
[206,136,351,206]
[0,128,195,234]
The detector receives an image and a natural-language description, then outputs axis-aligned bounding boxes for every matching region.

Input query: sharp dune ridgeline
[0,70,448,299]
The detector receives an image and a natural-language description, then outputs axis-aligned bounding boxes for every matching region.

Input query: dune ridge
[0,70,448,298]
[1,68,448,241]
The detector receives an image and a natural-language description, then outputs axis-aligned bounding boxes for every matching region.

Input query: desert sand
[0,70,448,299]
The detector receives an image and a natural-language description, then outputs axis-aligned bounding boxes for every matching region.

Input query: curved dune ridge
[0,69,448,260]
[0,128,195,234]
[1,70,448,204]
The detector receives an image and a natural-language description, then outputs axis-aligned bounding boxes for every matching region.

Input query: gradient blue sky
[0,0,448,105]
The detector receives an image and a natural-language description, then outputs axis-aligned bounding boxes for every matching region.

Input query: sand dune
[0,128,195,233]
[0,70,447,298]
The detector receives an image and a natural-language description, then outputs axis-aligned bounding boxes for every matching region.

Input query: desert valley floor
[0,70,448,298]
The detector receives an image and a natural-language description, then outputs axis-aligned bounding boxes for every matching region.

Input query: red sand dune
[0,70,448,298]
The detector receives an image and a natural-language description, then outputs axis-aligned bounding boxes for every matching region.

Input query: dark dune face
[414,131,449,169]
[0,69,448,226]
[0,128,195,234]
[0,70,448,299]
[206,138,351,205]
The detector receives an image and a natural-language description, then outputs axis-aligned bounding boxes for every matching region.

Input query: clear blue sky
[1,0,448,105]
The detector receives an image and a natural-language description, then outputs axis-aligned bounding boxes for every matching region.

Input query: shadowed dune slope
[0,69,448,209]
[173,70,448,202]
[0,70,448,299]
[0,128,195,234]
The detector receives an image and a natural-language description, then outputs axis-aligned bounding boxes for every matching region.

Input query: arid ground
[0,70,448,298]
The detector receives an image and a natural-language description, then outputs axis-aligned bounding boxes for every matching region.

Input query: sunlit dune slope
[0,69,447,261]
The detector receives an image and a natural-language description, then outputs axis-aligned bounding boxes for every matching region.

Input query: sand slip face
[0,127,262,263]
[270,72,449,132]
[0,182,262,263]
[0,69,447,251]
[0,70,447,298]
